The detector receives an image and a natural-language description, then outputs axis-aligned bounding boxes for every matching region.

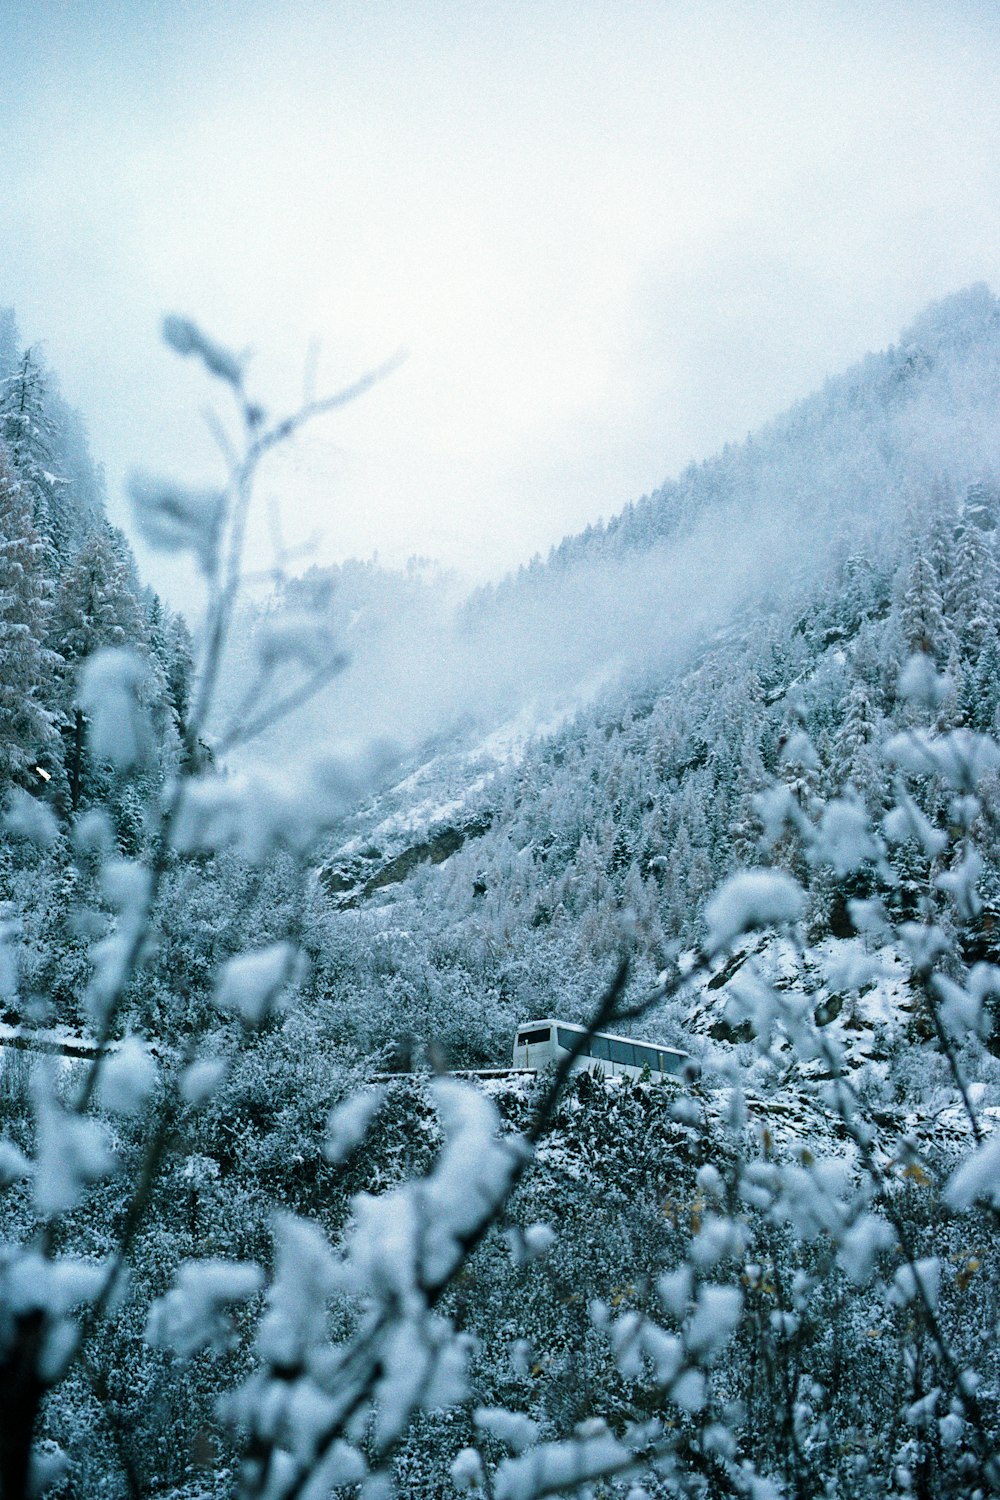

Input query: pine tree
[970,634,1000,733]
[147,598,195,740]
[50,526,148,808]
[0,349,68,565]
[850,615,894,708]
[963,479,1000,533]
[0,449,61,787]
[0,308,19,381]
[897,552,955,664]
[925,488,958,586]
[947,513,998,657]
[835,678,883,802]
[729,723,768,865]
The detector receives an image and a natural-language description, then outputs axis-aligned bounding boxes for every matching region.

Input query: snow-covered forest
[4,285,1000,1500]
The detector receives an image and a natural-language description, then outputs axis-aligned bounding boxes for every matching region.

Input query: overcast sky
[4,0,1000,604]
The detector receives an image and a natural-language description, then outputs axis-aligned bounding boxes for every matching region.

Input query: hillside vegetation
[1,292,1000,1497]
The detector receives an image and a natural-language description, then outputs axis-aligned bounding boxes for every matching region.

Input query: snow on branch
[162,315,244,389]
[703,871,805,955]
[128,472,225,575]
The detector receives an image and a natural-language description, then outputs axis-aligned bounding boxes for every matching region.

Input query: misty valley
[2,288,1000,1499]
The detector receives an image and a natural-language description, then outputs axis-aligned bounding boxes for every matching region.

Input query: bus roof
[516,1018,687,1057]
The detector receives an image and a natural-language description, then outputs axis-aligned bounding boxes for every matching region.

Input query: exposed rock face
[319,814,493,908]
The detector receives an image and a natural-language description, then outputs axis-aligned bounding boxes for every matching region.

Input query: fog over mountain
[7,2,1000,597]
[221,286,1000,768]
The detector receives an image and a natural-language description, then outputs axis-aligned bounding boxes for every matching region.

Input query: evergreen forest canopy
[1,287,1000,1497]
[0,310,193,818]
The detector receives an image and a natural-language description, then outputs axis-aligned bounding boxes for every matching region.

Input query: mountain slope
[294,287,1000,1075]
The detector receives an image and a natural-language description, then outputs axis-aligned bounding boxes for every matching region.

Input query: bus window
[557,1027,579,1049]
[609,1039,634,1067]
[518,1027,551,1046]
[590,1034,611,1061]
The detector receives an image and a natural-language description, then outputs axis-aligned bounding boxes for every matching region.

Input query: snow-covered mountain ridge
[290,289,1000,1111]
[230,286,1000,823]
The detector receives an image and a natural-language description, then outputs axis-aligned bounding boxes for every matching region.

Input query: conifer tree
[970,634,1000,733]
[835,677,882,801]
[729,723,768,863]
[50,526,148,807]
[963,478,1000,532]
[146,596,195,740]
[0,307,19,381]
[0,449,60,786]
[947,511,998,656]
[0,349,67,565]
[898,551,955,664]
[925,488,958,585]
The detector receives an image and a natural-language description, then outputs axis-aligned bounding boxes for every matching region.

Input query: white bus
[512,1019,691,1081]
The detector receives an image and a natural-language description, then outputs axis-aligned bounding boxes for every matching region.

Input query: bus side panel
[527,1039,557,1069]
